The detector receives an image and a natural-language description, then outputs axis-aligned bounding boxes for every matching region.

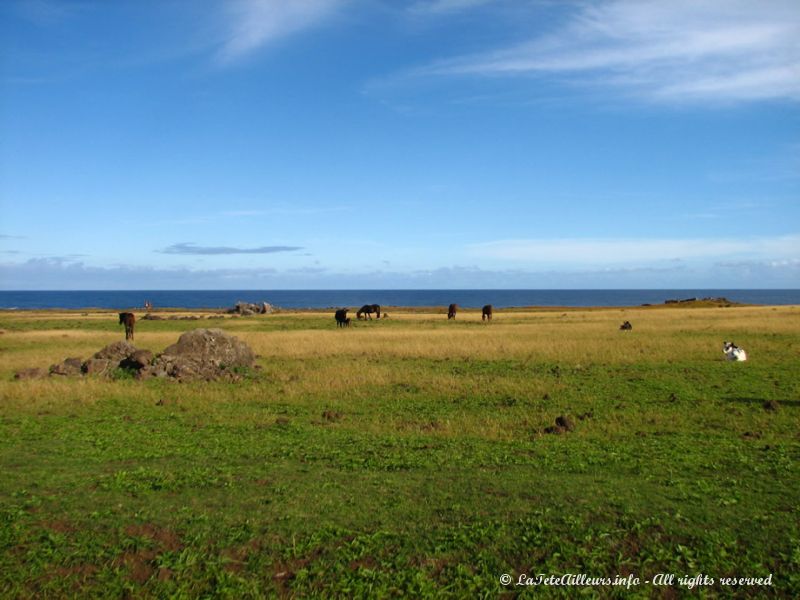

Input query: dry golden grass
[239,305,800,364]
[2,306,798,373]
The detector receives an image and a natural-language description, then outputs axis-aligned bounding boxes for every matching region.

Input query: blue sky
[1,0,798,289]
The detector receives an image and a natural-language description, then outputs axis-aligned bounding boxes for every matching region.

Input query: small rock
[49,357,83,376]
[14,367,47,380]
[555,415,575,431]
[543,425,566,435]
[82,358,113,375]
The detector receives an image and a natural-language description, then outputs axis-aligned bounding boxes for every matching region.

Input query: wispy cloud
[416,0,800,103]
[217,0,347,64]
[408,0,496,16]
[717,258,800,269]
[221,206,351,217]
[159,243,303,255]
[469,235,800,264]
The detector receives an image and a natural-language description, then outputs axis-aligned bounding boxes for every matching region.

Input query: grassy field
[1,305,798,598]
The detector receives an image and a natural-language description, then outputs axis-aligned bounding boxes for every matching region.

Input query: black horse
[356,304,381,320]
[482,305,493,321]
[447,303,457,320]
[334,308,350,327]
[119,312,135,341]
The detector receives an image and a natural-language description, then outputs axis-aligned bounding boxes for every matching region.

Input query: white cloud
[217,0,346,63]
[469,235,800,264]
[419,0,800,103]
[3,255,798,289]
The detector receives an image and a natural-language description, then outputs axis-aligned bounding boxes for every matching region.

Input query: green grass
[1,307,799,598]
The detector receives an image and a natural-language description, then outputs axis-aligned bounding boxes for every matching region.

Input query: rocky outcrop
[138,329,255,382]
[82,358,113,375]
[120,350,154,370]
[93,341,138,363]
[49,357,83,376]
[15,329,255,383]
[228,301,273,315]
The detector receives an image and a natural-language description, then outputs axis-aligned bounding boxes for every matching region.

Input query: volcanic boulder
[120,350,154,370]
[228,301,273,315]
[93,341,138,363]
[82,358,113,376]
[49,357,83,376]
[138,328,255,382]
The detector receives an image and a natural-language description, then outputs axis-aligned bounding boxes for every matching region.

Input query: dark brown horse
[119,312,135,341]
[482,305,493,321]
[334,308,350,328]
[447,303,457,320]
[620,321,632,331]
[356,304,381,320]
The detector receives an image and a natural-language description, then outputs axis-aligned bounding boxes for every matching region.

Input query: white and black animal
[723,341,747,362]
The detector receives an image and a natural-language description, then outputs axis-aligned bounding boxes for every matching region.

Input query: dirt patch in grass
[124,523,183,552]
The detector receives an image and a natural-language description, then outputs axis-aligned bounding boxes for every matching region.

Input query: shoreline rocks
[228,301,274,316]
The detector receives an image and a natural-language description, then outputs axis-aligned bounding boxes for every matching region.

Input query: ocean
[0,289,798,310]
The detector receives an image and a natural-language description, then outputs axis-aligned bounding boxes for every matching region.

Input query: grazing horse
[723,341,747,362]
[620,321,632,331]
[356,304,381,320]
[447,303,457,320]
[482,304,493,321]
[119,312,135,341]
[334,309,350,328]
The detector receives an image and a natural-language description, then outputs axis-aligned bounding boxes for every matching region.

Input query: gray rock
[143,328,255,382]
[49,357,83,376]
[93,341,138,363]
[229,301,272,315]
[161,328,254,369]
[136,364,168,380]
[121,350,153,370]
[82,358,113,375]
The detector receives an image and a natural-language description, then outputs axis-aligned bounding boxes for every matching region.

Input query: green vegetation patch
[1,307,798,597]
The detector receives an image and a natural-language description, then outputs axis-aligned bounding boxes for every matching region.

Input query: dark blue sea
[0,290,798,310]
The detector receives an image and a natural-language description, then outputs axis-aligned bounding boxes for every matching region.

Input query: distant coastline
[1,289,798,310]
